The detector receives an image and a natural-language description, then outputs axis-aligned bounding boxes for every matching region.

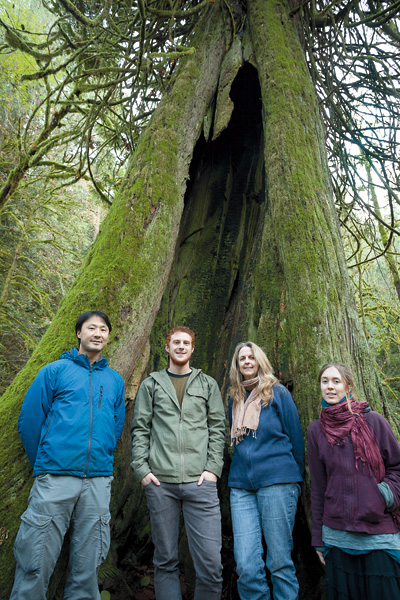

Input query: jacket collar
[59,347,108,370]
[150,368,201,408]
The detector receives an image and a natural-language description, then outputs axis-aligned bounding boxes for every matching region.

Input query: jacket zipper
[84,365,93,477]
[179,371,197,481]
[98,385,103,409]
[180,412,184,480]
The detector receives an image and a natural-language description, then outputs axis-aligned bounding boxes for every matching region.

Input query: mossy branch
[2,24,67,62]
[145,0,211,18]
[58,0,112,27]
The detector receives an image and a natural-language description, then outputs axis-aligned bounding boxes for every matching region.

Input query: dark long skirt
[325,546,400,600]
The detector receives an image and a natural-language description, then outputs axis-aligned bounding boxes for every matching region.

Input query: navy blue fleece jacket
[228,384,304,489]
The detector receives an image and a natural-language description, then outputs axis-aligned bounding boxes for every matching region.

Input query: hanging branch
[300,0,400,265]
[0,0,211,210]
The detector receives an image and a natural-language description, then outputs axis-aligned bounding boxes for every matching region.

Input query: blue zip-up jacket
[228,384,304,489]
[18,348,125,477]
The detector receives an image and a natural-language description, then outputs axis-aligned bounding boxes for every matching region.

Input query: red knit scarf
[320,400,385,482]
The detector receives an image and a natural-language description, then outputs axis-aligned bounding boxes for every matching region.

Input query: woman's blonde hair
[229,342,278,407]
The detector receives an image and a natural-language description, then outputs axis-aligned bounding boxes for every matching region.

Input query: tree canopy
[1,0,400,248]
[302,1,400,265]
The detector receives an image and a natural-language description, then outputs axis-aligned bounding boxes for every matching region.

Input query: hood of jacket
[59,347,108,369]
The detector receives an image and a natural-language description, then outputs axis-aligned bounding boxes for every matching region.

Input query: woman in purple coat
[308,362,400,599]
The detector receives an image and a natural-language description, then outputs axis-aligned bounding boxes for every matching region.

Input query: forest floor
[110,535,240,599]
[101,508,324,600]
[117,564,240,600]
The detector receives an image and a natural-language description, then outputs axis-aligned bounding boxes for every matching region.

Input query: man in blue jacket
[10,310,125,600]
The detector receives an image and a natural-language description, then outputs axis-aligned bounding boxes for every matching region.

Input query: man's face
[165,332,194,368]
[77,316,110,358]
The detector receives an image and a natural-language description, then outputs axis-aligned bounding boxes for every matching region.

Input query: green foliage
[98,563,120,585]
[0,0,213,209]
[0,175,106,393]
[302,1,400,251]
[140,575,151,587]
[347,232,400,408]
[0,1,43,113]
[0,1,109,392]
[342,175,400,429]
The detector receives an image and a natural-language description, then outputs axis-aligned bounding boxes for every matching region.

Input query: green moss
[147,63,267,380]
[244,0,383,440]
[212,35,243,140]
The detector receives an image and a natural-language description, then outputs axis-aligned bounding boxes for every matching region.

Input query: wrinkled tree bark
[0,1,393,598]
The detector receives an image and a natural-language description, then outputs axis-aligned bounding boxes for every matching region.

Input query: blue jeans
[230,483,301,600]
[144,481,223,600]
[10,474,112,600]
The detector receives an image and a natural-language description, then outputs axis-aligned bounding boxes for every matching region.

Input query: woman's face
[320,366,350,404]
[238,346,259,380]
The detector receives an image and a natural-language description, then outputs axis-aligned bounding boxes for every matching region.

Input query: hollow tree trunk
[139,0,392,596]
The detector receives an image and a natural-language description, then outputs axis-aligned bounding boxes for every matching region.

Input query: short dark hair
[75,311,112,344]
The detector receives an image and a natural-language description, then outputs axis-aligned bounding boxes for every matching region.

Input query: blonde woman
[308,362,400,599]
[228,342,304,600]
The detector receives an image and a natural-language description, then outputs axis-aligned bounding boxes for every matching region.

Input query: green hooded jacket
[131,368,225,483]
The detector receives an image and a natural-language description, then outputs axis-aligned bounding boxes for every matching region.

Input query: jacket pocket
[41,413,53,443]
[97,512,111,567]
[14,509,52,573]
[184,387,208,423]
[149,432,177,474]
[357,478,386,523]
[324,477,344,520]
[98,386,103,409]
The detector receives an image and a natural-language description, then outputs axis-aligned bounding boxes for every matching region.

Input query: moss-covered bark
[146,0,387,437]
[148,63,265,379]
[0,3,231,596]
[247,0,385,420]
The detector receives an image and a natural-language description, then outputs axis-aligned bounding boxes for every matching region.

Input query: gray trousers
[10,474,112,600]
[144,480,223,600]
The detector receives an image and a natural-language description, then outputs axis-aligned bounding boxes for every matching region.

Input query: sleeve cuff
[378,481,394,508]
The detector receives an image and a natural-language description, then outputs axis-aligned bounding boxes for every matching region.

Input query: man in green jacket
[131,326,225,600]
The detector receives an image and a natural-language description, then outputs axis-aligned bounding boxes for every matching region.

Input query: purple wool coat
[308,409,400,547]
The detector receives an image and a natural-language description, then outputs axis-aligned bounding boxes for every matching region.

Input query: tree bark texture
[247,0,385,420]
[0,1,394,598]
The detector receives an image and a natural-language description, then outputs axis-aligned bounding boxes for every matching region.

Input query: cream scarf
[231,377,262,445]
